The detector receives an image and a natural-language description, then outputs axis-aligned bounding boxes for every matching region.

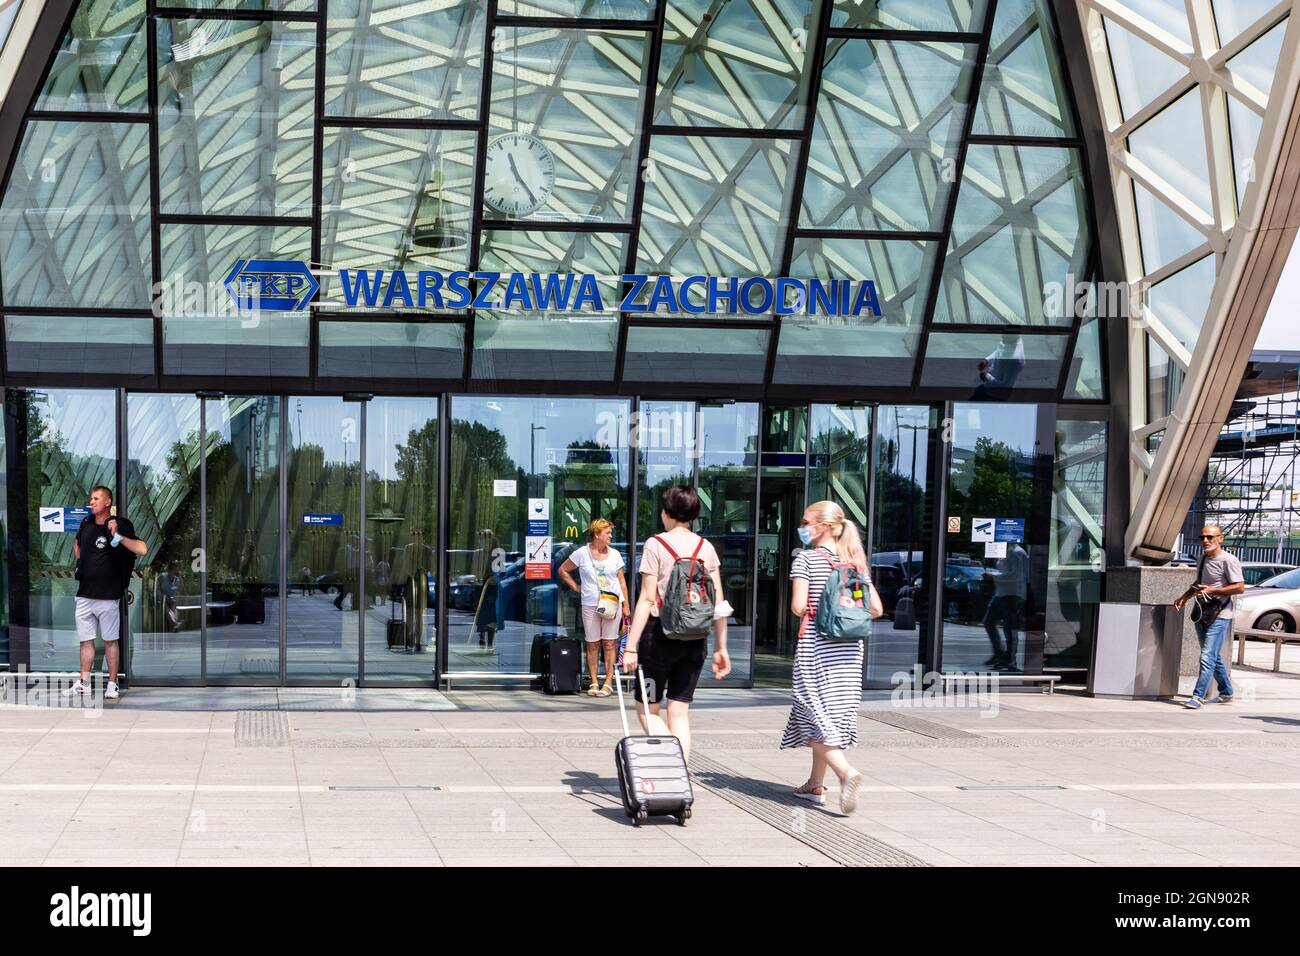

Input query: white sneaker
[63,679,90,696]
[839,771,863,816]
[104,682,120,701]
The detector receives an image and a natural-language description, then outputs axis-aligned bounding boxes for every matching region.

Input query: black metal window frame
[0,0,1109,408]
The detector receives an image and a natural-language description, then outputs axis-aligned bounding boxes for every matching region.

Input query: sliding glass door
[285,396,361,682]
[126,392,438,685]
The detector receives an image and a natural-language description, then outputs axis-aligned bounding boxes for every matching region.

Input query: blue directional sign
[224,259,319,312]
[302,513,344,526]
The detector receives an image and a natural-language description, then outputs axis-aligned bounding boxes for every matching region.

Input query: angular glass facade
[0,0,1114,688]
[0,0,1102,397]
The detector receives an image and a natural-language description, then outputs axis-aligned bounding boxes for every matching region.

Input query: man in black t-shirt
[65,486,147,700]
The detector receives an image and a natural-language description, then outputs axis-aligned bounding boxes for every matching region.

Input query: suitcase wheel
[633,810,646,828]
[676,809,690,826]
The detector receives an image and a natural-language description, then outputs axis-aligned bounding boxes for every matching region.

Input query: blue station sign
[224,259,319,311]
[225,261,880,318]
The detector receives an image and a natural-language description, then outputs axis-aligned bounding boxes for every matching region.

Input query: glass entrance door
[204,396,283,684]
[126,392,438,686]
[939,403,1051,674]
[445,395,631,676]
[285,396,361,682]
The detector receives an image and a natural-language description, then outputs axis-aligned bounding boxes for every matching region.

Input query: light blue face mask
[797,525,815,546]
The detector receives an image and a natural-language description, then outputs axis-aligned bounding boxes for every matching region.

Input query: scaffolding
[1182,369,1300,563]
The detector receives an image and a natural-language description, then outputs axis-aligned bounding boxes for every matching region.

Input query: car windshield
[1256,568,1300,589]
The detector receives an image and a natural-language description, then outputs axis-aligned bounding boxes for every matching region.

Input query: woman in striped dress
[781,500,882,815]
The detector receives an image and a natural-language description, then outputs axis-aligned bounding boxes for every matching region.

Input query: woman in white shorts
[558,518,630,697]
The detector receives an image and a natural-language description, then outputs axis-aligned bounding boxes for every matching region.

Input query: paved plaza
[1,641,1299,868]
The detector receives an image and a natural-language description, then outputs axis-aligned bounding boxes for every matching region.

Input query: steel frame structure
[1068,0,1300,561]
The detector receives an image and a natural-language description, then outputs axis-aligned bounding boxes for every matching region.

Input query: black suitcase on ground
[386,586,406,649]
[613,669,693,826]
[541,636,581,694]
[530,631,559,674]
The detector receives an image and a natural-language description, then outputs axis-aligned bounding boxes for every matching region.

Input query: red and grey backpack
[653,535,715,640]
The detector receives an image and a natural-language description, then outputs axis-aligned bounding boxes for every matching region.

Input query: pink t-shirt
[638,530,721,617]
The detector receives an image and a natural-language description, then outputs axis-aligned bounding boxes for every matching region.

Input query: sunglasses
[1200,534,1221,540]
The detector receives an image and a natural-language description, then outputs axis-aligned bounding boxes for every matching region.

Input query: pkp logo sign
[224,259,318,312]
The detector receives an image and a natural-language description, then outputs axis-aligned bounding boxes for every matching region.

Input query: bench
[1234,626,1300,672]
[939,673,1061,694]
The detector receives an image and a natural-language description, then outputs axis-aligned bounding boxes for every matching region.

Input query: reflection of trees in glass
[371,410,438,584]
[948,437,1031,525]
[205,402,280,589]
[449,418,521,565]
[566,438,612,465]
[22,394,115,571]
[287,439,357,581]
[872,432,926,552]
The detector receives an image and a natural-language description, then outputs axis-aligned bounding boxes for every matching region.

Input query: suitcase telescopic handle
[615,665,631,739]
[614,665,651,740]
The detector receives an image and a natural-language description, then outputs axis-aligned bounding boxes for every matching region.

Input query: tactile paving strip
[689,753,929,867]
[235,710,290,747]
[864,710,983,740]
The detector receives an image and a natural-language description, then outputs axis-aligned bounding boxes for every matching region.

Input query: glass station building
[0,0,1123,689]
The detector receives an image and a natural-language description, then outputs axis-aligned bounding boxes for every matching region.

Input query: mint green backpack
[800,558,875,642]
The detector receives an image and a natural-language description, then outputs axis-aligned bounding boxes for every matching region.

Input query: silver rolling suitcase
[613,668,693,827]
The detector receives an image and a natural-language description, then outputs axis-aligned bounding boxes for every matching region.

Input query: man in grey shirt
[1173,524,1245,709]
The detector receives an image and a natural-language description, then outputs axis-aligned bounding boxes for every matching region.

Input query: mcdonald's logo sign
[564,525,579,539]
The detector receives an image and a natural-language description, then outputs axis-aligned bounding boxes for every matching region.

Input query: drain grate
[957,785,1066,791]
[689,753,928,867]
[328,785,442,792]
[865,710,982,740]
[240,657,279,675]
[235,710,289,747]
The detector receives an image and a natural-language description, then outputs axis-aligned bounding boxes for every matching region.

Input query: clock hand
[507,154,538,207]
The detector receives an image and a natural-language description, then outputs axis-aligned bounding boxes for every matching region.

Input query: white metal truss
[1072,0,1300,560]
[0,0,39,108]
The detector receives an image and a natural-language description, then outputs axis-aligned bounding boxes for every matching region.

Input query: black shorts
[634,618,707,705]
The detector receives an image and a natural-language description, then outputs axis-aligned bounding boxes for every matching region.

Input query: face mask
[797,525,815,546]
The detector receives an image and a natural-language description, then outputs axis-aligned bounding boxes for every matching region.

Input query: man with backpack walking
[622,485,730,761]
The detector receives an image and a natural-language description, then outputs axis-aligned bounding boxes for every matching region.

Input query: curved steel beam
[1126,18,1300,560]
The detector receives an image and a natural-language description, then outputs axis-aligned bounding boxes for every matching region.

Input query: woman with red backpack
[621,485,731,761]
[782,499,882,815]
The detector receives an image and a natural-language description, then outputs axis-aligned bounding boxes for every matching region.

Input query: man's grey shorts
[75,597,120,643]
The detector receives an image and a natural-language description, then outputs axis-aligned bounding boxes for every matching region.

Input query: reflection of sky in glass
[1103,19,1185,120]
[1128,90,1211,215]
[951,402,1036,462]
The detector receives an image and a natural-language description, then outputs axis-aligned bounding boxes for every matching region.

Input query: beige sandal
[793,782,827,806]
[596,685,613,698]
[586,683,600,696]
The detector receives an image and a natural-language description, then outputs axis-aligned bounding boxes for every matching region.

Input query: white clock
[483,132,556,217]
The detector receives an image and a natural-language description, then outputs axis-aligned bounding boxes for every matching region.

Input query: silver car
[1232,568,1300,633]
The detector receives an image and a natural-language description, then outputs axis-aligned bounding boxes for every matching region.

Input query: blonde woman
[558,518,630,696]
[782,500,882,815]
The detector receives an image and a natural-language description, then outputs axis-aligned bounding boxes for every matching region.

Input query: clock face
[483,133,556,217]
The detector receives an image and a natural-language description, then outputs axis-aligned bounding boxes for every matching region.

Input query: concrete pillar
[1092,566,1203,699]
